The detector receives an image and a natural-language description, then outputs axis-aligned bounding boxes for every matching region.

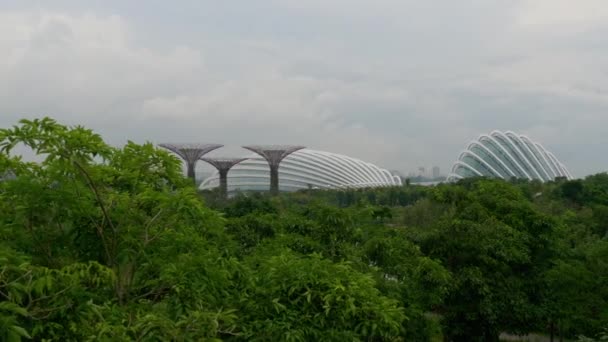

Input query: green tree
[240,252,406,341]
[0,118,237,340]
[423,179,560,341]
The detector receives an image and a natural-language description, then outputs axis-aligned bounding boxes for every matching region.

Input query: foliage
[1,117,608,341]
[240,252,406,341]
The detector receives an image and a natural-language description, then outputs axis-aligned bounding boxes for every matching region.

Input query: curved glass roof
[200,149,401,193]
[447,131,572,182]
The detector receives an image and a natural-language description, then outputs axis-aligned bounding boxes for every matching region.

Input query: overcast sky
[1,1,607,177]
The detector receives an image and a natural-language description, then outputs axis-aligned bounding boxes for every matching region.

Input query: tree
[0,118,236,340]
[422,179,560,341]
[363,228,450,340]
[3,117,608,340]
[239,252,406,341]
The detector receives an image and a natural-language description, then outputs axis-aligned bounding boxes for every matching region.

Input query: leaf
[0,302,28,317]
[10,325,31,339]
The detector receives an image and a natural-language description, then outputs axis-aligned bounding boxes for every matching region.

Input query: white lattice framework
[447,130,573,182]
[200,148,402,193]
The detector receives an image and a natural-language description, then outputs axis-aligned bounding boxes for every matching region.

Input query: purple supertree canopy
[159,143,223,164]
[242,145,305,168]
[200,157,248,172]
[158,143,223,181]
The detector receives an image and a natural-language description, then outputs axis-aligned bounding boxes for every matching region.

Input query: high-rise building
[418,167,426,177]
[432,166,440,179]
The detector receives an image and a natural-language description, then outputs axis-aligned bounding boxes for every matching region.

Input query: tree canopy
[1,117,607,341]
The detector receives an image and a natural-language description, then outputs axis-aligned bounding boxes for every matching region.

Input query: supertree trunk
[199,157,248,198]
[242,145,305,196]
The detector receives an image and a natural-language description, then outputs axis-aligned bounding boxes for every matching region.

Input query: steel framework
[199,148,402,193]
[446,130,572,182]
[199,157,247,196]
[242,145,305,195]
[158,143,223,182]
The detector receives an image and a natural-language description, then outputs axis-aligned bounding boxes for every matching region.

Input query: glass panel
[480,138,525,178]
[455,165,478,178]
[507,136,544,180]
[524,140,555,178]
[461,156,494,177]
[470,146,509,178]
[493,135,531,176]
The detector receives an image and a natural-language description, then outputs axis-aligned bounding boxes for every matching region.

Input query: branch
[28,285,75,307]
[2,270,33,288]
[69,176,113,265]
[131,285,170,301]
[25,217,54,266]
[146,225,168,245]
[218,329,241,337]
[72,159,116,265]
[72,160,115,233]
[144,208,164,245]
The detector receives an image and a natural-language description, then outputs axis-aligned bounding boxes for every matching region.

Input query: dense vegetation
[1,118,607,341]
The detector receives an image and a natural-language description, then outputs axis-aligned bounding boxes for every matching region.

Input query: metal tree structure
[158,143,223,182]
[199,157,247,196]
[242,145,305,195]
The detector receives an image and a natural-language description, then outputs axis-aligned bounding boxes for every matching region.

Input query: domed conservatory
[200,148,401,193]
[447,130,572,182]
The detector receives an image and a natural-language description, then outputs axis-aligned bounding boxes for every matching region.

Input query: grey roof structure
[158,143,223,182]
[242,145,305,195]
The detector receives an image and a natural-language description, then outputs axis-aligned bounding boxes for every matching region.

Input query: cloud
[1,2,608,177]
[515,0,608,34]
[0,10,204,124]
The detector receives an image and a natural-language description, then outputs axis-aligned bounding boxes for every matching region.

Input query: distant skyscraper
[432,166,440,179]
[418,167,426,177]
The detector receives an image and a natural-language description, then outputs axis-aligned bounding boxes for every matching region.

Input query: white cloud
[0,10,204,122]
[1,2,608,177]
[515,0,608,33]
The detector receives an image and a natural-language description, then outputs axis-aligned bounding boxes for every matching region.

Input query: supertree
[199,157,247,197]
[242,145,305,195]
[158,143,223,183]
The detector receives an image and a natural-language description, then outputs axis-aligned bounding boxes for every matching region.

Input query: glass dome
[447,130,572,182]
[200,148,401,193]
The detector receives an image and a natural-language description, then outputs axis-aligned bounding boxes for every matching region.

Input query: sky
[1,0,607,178]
